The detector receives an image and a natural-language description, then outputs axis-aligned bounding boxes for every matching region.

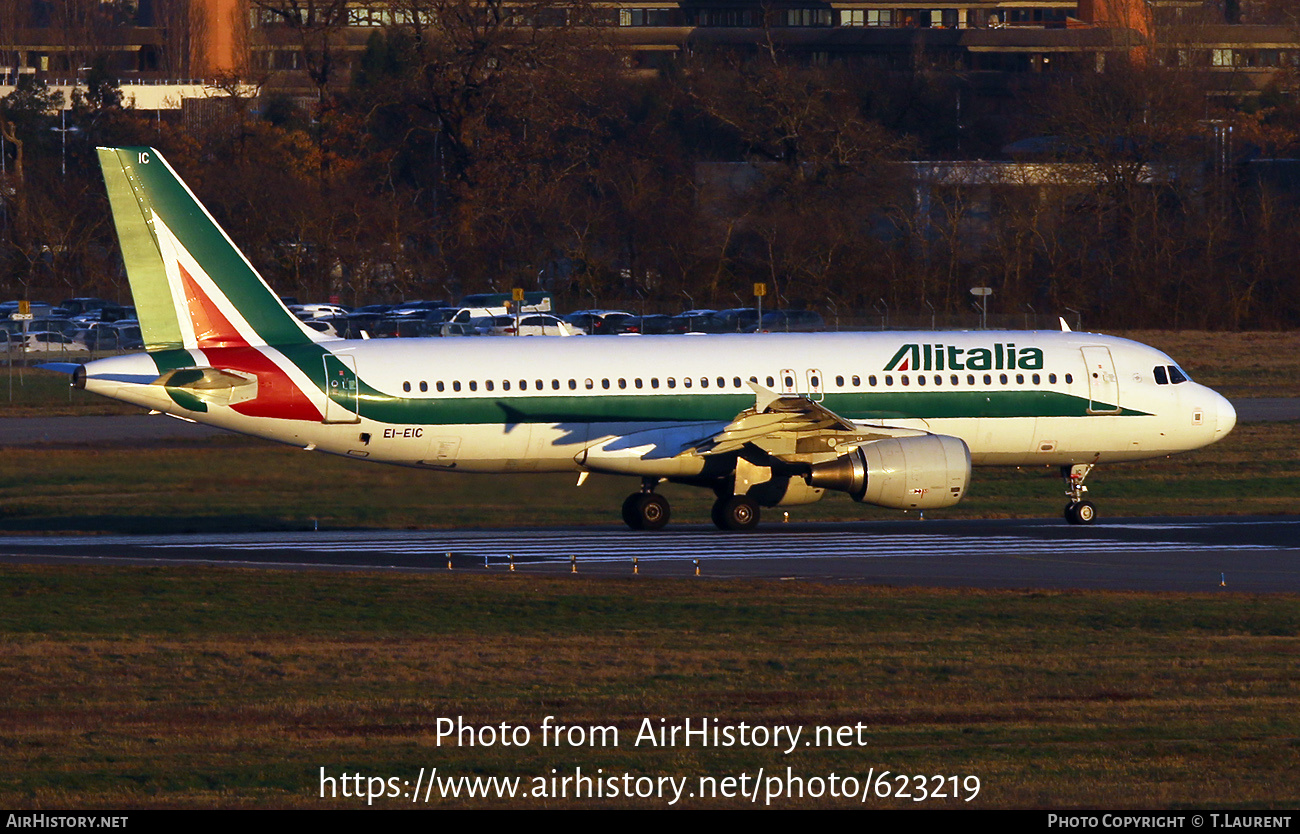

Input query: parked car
[302,319,344,338]
[667,309,720,334]
[57,297,115,318]
[1,300,57,319]
[749,310,826,332]
[290,303,351,320]
[477,314,578,336]
[387,300,450,318]
[563,310,632,335]
[630,314,673,335]
[603,312,643,334]
[17,331,87,352]
[709,308,761,332]
[72,322,132,350]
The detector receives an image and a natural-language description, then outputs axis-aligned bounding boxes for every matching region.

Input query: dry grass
[1,568,1297,809]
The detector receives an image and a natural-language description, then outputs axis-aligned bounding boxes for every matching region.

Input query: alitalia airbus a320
[59,147,1236,530]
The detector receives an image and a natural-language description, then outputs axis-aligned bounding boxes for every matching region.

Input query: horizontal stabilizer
[152,366,259,406]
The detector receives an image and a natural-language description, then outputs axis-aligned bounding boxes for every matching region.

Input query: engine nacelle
[806,435,971,510]
[749,476,826,507]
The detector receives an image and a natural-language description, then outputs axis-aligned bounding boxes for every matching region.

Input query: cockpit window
[1153,365,1189,385]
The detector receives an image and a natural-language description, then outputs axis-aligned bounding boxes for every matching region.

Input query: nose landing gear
[1063,463,1097,525]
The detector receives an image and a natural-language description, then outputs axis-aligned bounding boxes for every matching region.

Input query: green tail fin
[98,147,317,351]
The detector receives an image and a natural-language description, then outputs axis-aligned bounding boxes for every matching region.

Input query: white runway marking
[11,526,1277,564]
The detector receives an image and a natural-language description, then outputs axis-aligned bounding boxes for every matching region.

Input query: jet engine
[805,435,971,510]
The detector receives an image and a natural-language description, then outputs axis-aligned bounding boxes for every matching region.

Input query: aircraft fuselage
[79,330,1235,481]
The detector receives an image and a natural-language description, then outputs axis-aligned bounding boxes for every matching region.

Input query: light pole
[50,110,80,179]
[970,287,992,330]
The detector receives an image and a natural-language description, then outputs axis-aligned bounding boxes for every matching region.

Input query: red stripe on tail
[180,263,249,349]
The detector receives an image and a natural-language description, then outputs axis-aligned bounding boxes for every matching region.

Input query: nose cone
[1213,390,1237,441]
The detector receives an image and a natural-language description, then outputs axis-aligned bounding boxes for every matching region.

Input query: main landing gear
[622,479,670,531]
[620,480,763,532]
[711,494,760,532]
[1063,463,1097,525]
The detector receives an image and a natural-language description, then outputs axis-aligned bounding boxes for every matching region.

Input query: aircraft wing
[693,382,925,457]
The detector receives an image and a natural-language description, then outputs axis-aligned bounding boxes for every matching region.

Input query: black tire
[624,493,670,531]
[713,495,760,531]
[1065,500,1097,525]
[622,493,644,530]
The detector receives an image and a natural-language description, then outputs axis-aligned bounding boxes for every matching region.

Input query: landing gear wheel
[1064,500,1097,525]
[712,495,760,531]
[622,492,670,531]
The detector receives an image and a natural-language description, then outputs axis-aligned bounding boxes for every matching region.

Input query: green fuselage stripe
[346,389,1147,426]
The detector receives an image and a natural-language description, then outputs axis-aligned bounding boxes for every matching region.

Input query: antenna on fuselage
[1058,317,1072,332]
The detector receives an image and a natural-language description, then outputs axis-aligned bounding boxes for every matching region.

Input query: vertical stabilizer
[97,146,319,351]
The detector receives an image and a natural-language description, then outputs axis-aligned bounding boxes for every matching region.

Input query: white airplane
[67,147,1237,530]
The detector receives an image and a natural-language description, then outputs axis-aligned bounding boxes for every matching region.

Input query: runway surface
[3,516,1297,592]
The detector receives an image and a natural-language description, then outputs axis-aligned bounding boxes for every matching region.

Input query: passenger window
[453,381,461,392]
[635,379,643,389]
[651,378,659,389]
[700,378,708,388]
[999,374,1008,385]
[601,379,610,389]
[869,375,877,387]
[419,381,428,393]
[766,377,775,387]
[403,381,411,393]
[668,378,676,389]
[951,375,959,385]
[1065,374,1073,384]
[684,378,692,388]
[585,379,594,390]
[983,374,992,385]
[469,381,478,391]
[568,379,577,390]
[852,375,860,386]
[916,375,924,386]
[967,374,975,385]
[437,381,445,392]
[485,380,494,391]
[1049,374,1057,384]
[1032,374,1040,385]
[551,379,560,390]
[885,375,893,386]
[836,375,844,386]
[934,375,941,385]
[502,381,510,391]
[1016,374,1024,384]
[902,375,910,387]
[618,378,627,389]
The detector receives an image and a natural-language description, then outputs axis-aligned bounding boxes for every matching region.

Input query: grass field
[0,418,1296,532]
[1,567,1296,809]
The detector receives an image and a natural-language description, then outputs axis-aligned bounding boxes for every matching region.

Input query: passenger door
[1080,346,1121,414]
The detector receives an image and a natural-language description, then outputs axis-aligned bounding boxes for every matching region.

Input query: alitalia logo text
[885,343,1044,372]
